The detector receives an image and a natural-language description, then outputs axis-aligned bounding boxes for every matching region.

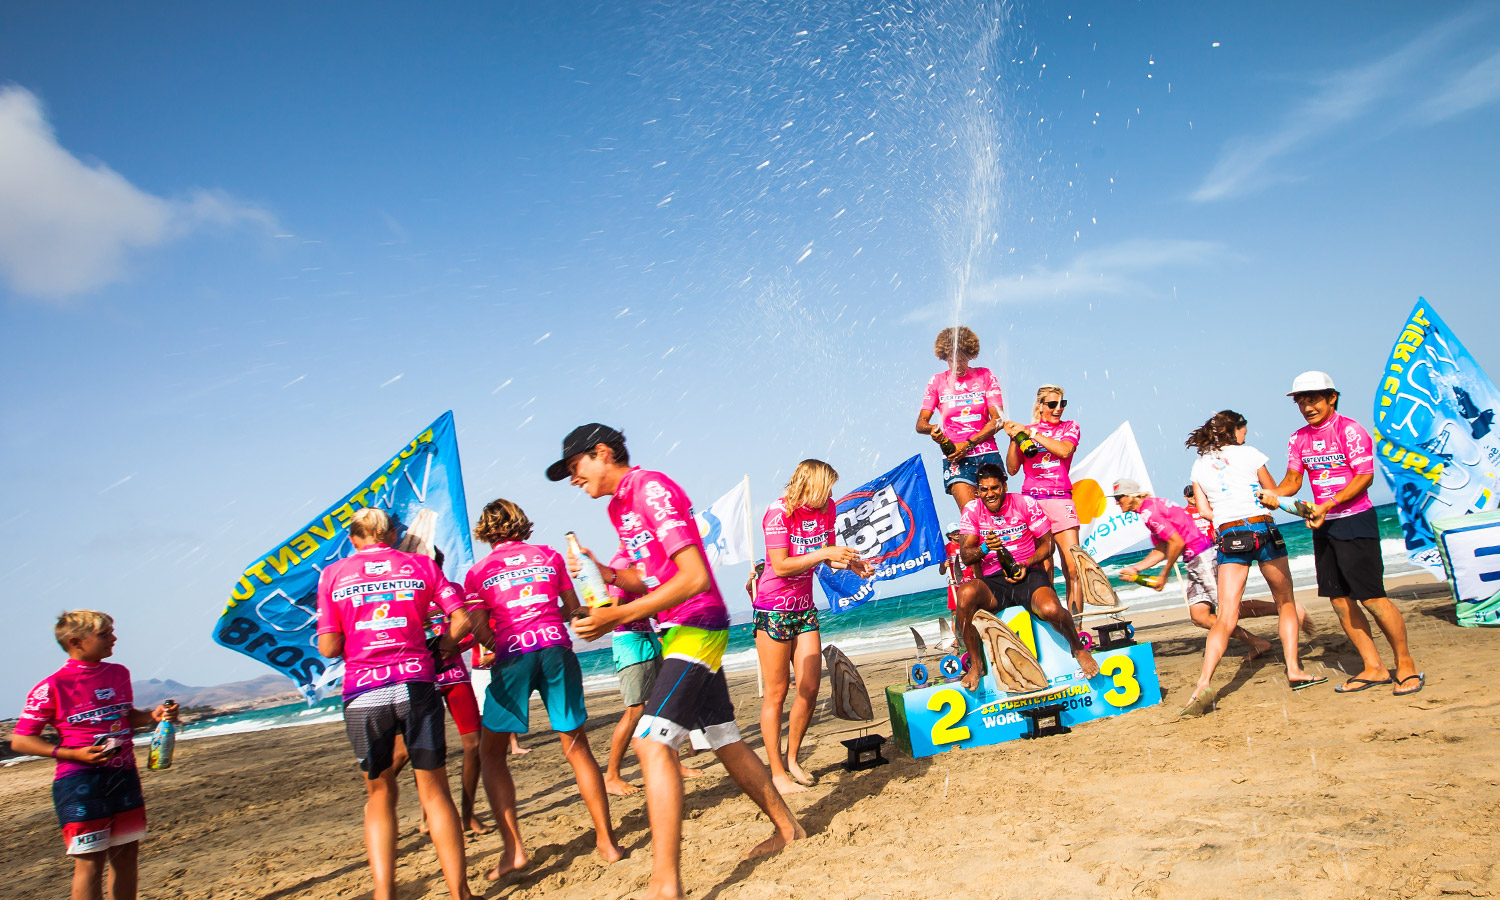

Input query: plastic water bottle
[565,532,612,608]
[147,700,178,770]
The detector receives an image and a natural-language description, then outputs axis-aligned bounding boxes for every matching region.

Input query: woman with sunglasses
[1183,410,1319,716]
[1003,385,1084,613]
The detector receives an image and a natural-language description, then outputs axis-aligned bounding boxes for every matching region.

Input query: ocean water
[127,505,1417,744]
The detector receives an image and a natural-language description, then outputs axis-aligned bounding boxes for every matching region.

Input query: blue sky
[3,1,1498,712]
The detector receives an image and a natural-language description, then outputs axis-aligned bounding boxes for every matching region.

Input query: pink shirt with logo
[1137,497,1213,559]
[755,500,837,612]
[1021,420,1081,498]
[426,582,473,689]
[464,542,575,659]
[959,494,1051,577]
[1286,414,1376,520]
[15,660,138,780]
[316,544,464,700]
[607,548,654,634]
[921,367,1005,456]
[608,468,731,631]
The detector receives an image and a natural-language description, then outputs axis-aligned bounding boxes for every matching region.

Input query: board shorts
[1313,509,1386,601]
[977,565,1053,611]
[1030,495,1082,533]
[1182,552,1219,610]
[637,626,741,751]
[53,765,146,856]
[1215,518,1289,566]
[441,680,482,736]
[754,607,819,642]
[943,451,1004,493]
[483,644,587,735]
[618,656,662,707]
[345,680,447,777]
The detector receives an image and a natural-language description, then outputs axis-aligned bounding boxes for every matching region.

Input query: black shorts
[1313,510,1386,601]
[343,680,447,777]
[978,565,1053,611]
[637,658,740,752]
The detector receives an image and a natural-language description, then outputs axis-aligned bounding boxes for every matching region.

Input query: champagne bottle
[147,700,178,770]
[1013,428,1043,458]
[1276,496,1316,519]
[932,427,959,456]
[1119,571,1162,589]
[987,532,1026,580]
[565,532,612,608]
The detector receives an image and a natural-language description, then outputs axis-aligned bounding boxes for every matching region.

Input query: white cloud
[1191,11,1497,203]
[902,238,1231,322]
[0,85,275,299]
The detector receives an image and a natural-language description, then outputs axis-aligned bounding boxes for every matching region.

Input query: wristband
[51,745,59,759]
[604,566,616,585]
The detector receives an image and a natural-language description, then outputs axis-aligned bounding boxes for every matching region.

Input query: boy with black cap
[546,424,802,899]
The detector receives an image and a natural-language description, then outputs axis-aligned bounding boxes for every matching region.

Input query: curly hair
[934,326,980,363]
[1185,409,1248,454]
[473,498,533,545]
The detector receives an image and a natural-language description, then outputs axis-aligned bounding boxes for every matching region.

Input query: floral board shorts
[754,608,820,642]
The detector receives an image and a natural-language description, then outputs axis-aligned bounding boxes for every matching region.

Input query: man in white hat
[1261,371,1423,696]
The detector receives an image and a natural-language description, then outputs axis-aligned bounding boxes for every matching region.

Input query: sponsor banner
[819,455,944,613]
[693,476,754,567]
[1069,422,1154,561]
[1375,300,1500,576]
[212,411,474,702]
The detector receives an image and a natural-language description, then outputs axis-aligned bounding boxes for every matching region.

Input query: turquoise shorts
[482,645,587,735]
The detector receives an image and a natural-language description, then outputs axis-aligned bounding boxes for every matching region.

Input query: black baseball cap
[545,423,625,482]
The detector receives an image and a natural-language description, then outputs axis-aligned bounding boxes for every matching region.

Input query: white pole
[747,475,765,698]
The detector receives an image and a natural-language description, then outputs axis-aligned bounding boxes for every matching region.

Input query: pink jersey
[426,587,472,689]
[1021,420,1081,498]
[15,660,137,780]
[959,494,1051,577]
[1287,414,1376,520]
[755,500,836,612]
[316,544,464,700]
[1137,497,1213,559]
[921,367,1004,456]
[465,541,575,659]
[608,468,730,631]
[607,548,654,634]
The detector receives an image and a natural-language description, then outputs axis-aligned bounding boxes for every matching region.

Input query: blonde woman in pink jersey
[753,459,872,794]
[916,326,1007,515]
[1004,385,1084,613]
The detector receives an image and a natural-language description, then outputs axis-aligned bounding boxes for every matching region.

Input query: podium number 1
[1100,655,1141,707]
[928,688,971,745]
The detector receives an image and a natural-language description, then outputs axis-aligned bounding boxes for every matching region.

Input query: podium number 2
[1100,655,1141,707]
[928,688,971,745]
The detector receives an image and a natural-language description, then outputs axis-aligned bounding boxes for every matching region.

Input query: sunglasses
[1043,399,1067,410]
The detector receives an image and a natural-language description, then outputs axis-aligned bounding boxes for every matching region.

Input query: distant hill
[132,674,299,710]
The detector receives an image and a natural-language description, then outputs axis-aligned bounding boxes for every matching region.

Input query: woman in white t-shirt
[1183,410,1318,715]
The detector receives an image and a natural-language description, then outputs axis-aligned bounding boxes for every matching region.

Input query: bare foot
[787,760,815,786]
[678,763,703,778]
[508,742,531,756]
[1246,638,1274,661]
[743,820,806,860]
[604,775,639,796]
[772,774,809,795]
[959,664,983,692]
[1296,602,1315,636]
[484,849,529,881]
[597,839,625,863]
[465,817,492,835]
[1074,649,1101,679]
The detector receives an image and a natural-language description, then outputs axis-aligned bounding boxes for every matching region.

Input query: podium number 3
[1100,655,1141,707]
[928,688,971,745]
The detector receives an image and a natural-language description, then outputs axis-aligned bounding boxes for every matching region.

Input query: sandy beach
[5,572,1498,900]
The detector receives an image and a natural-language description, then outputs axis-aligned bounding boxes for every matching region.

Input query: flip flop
[1289,676,1328,691]
[1179,687,1218,718]
[1333,676,1393,694]
[1393,673,1426,696]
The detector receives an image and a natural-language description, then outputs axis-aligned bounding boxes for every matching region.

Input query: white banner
[1069,421,1154,562]
[694,476,754,567]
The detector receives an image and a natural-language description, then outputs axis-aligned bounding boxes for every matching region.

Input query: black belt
[1219,514,1273,530]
